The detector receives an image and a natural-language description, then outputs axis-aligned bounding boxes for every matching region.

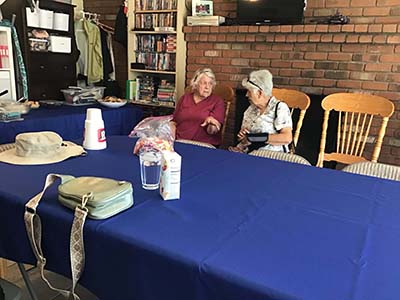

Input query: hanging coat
[114,5,127,47]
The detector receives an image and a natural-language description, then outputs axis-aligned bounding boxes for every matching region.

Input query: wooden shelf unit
[127,0,186,109]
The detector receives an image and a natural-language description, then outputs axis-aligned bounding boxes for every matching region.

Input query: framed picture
[192,0,213,16]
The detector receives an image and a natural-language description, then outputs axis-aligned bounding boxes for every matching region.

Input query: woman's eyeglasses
[246,79,263,91]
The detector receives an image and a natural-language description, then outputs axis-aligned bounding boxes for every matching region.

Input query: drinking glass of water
[139,150,162,190]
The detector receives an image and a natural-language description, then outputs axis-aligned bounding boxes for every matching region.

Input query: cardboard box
[160,151,181,200]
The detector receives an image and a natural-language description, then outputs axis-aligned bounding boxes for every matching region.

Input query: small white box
[49,36,71,53]
[39,9,54,29]
[160,151,181,200]
[53,13,69,31]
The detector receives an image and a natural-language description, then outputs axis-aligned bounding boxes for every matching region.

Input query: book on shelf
[157,79,175,102]
[131,76,176,106]
[136,34,175,53]
[126,79,140,101]
[137,75,157,101]
[166,35,176,53]
[134,13,176,31]
[135,52,176,71]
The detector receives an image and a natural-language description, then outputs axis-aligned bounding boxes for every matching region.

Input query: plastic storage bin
[61,87,106,105]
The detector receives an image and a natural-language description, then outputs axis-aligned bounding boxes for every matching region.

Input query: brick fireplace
[184,0,400,165]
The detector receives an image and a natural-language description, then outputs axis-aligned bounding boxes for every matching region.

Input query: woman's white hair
[241,69,273,96]
[190,68,217,92]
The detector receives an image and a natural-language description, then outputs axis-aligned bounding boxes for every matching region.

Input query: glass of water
[139,150,162,190]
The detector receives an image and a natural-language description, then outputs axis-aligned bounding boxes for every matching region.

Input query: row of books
[134,13,176,30]
[136,34,176,53]
[126,77,176,105]
[135,52,176,71]
[157,80,175,102]
[135,0,177,11]
[137,76,155,101]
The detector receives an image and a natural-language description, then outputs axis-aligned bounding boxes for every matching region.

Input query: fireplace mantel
[184,23,400,35]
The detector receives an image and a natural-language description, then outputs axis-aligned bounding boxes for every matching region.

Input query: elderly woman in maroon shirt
[170,68,225,146]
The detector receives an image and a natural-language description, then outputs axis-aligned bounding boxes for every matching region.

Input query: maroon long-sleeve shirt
[173,93,225,146]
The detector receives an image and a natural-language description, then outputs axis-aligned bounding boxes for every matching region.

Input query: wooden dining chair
[180,84,234,148]
[317,93,394,168]
[249,149,311,165]
[342,161,400,181]
[213,84,235,144]
[272,88,310,152]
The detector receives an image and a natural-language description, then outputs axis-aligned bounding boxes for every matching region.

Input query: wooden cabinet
[127,0,186,109]
[3,0,78,100]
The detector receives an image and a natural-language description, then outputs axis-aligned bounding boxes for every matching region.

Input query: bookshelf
[127,0,187,109]
[3,0,77,100]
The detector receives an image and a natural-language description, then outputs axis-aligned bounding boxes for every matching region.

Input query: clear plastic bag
[130,115,174,154]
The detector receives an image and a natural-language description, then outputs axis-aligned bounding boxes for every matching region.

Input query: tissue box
[160,151,181,200]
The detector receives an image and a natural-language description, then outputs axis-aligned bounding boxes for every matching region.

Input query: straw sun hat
[0,131,86,165]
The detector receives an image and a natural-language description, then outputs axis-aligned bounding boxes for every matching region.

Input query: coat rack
[81,10,115,34]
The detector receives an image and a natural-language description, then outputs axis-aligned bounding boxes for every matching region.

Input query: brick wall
[184,0,400,165]
[305,0,400,24]
[84,0,127,96]
[213,0,400,24]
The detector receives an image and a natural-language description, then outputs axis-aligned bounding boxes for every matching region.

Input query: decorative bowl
[97,99,127,108]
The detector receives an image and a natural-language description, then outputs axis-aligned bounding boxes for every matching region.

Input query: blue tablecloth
[0,104,143,144]
[0,136,399,300]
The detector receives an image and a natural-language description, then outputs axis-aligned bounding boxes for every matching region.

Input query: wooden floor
[3,262,98,300]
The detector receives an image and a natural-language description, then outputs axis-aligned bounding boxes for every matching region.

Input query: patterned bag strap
[274,101,294,153]
[24,174,91,300]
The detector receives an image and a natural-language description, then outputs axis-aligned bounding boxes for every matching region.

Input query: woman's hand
[237,128,249,142]
[201,116,221,132]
